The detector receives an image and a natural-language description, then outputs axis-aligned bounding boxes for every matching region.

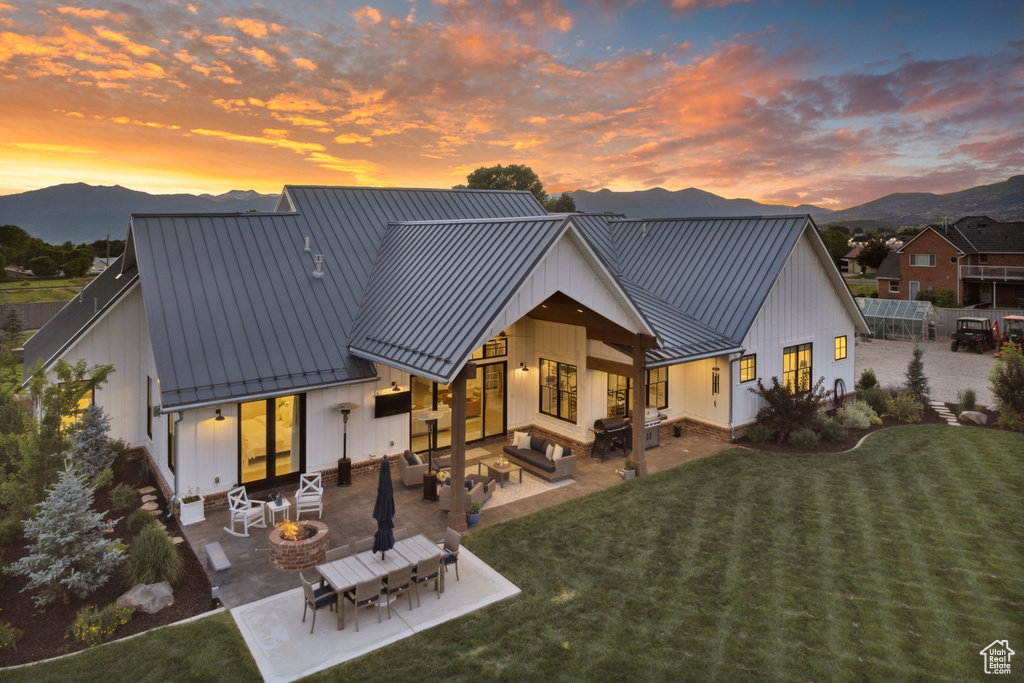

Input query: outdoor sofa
[502,433,576,481]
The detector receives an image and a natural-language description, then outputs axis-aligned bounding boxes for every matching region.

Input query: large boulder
[958,411,988,425]
[117,582,174,614]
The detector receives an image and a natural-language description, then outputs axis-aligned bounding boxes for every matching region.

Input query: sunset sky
[1,0,1022,208]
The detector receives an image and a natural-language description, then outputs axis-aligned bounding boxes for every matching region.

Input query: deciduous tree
[455,164,547,204]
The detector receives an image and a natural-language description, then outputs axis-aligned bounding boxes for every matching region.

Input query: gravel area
[854,337,996,407]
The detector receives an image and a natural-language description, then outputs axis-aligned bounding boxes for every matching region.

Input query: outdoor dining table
[316,534,443,598]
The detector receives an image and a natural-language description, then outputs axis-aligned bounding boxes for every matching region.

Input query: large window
[783,343,812,393]
[540,359,577,423]
[739,354,756,383]
[239,395,305,485]
[606,368,669,417]
[471,336,507,359]
[909,254,935,267]
[834,336,847,361]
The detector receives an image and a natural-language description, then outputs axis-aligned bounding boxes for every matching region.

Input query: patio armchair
[440,527,461,582]
[438,474,493,512]
[397,450,452,487]
[344,577,382,631]
[294,473,324,519]
[223,486,266,537]
[300,571,339,633]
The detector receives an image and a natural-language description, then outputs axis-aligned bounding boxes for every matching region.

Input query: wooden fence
[0,301,67,332]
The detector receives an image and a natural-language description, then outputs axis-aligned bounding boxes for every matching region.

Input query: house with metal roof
[23,185,868,528]
[877,216,1024,306]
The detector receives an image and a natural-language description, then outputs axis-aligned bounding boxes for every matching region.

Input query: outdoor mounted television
[374,390,411,418]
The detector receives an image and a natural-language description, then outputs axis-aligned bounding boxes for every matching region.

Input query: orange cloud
[57,7,128,24]
[334,132,371,144]
[190,128,326,155]
[239,45,276,67]
[353,6,383,27]
[218,17,284,38]
[292,57,316,70]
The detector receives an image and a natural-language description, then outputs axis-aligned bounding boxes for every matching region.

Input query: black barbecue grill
[593,416,630,462]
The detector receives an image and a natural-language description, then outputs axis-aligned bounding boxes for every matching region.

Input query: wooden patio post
[447,362,475,531]
[631,333,648,476]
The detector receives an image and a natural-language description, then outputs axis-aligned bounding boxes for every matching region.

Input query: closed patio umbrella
[372,457,396,560]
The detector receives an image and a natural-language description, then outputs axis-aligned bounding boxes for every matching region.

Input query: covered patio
[180,432,730,609]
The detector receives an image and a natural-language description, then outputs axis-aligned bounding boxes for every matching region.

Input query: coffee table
[486,460,523,488]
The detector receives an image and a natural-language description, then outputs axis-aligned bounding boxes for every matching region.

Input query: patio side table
[265,498,290,525]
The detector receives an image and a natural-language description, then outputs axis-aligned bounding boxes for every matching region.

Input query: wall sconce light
[215,409,225,422]
[519,362,529,372]
[391,381,399,392]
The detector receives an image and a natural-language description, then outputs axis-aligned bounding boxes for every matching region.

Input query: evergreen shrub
[788,428,820,450]
[125,524,182,586]
[884,392,923,423]
[110,484,138,512]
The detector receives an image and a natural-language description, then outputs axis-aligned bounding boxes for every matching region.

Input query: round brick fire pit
[268,520,329,571]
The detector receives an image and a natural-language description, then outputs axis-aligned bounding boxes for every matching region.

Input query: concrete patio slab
[231,547,519,683]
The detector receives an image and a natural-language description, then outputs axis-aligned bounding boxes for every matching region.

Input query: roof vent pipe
[312,254,324,278]
[303,237,311,252]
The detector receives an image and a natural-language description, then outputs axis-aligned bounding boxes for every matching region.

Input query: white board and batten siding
[732,232,857,427]
[51,283,168,466]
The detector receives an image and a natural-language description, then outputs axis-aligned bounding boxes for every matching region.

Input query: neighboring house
[89,257,112,274]
[23,186,868,518]
[842,246,875,275]
[877,216,1024,306]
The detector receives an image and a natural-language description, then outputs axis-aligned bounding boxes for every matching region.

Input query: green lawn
[6,426,1022,681]
[0,277,93,304]
[847,283,878,297]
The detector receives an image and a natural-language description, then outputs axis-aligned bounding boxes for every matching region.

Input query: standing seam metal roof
[349,216,572,383]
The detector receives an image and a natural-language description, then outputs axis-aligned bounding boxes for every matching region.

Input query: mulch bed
[738,402,1003,454]
[0,455,215,668]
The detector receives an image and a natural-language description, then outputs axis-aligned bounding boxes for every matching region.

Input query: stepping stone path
[142,501,160,511]
[171,537,184,545]
[141,494,157,504]
[146,508,164,517]
[138,486,157,495]
[929,401,961,427]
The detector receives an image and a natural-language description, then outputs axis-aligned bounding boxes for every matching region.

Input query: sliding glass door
[239,394,305,487]
[410,362,506,452]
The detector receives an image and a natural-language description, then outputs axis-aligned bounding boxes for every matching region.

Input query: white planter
[617,470,636,481]
[179,496,206,525]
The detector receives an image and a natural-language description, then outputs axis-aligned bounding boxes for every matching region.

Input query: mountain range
[0,183,277,244]
[2,176,1023,244]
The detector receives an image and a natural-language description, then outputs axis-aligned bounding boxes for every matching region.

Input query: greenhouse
[856,298,934,341]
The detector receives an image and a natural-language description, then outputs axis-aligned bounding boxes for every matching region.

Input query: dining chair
[344,577,382,631]
[300,571,338,633]
[413,550,443,606]
[324,544,351,562]
[393,527,409,541]
[382,564,414,618]
[354,536,374,553]
[441,527,461,581]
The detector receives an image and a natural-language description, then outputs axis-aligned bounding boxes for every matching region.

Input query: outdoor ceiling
[527,291,644,346]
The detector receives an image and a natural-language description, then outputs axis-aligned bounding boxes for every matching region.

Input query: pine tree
[905,343,930,404]
[69,404,115,482]
[11,460,125,606]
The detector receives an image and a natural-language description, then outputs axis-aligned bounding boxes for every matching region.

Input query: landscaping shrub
[125,524,182,586]
[858,368,878,390]
[0,620,23,652]
[989,343,1024,431]
[884,392,923,424]
[748,375,829,443]
[11,461,125,606]
[68,404,116,483]
[0,516,22,547]
[110,484,138,512]
[904,343,931,404]
[90,467,114,491]
[957,388,977,414]
[746,423,775,443]
[858,386,890,417]
[817,416,847,442]
[127,508,157,534]
[869,414,883,425]
[836,400,876,429]
[68,603,134,648]
[788,428,820,449]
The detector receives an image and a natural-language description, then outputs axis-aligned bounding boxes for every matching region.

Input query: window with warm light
[834,335,847,361]
[606,368,668,417]
[783,343,812,393]
[739,354,756,383]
